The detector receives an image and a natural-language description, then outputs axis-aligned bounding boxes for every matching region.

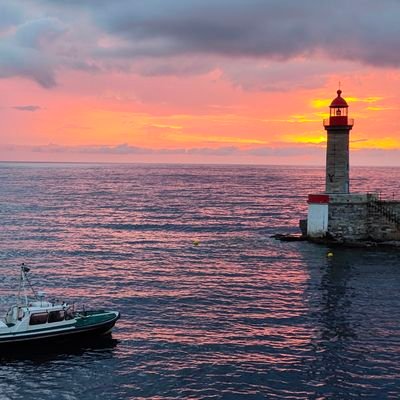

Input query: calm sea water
[1,163,400,399]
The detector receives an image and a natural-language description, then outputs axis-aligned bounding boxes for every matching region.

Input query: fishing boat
[0,264,120,351]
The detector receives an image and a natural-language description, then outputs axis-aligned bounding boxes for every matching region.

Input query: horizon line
[0,160,399,168]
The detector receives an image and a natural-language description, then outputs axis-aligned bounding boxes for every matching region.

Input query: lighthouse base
[306,193,400,243]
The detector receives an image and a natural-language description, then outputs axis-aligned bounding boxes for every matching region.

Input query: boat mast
[18,263,37,306]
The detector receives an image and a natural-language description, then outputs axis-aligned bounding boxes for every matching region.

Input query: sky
[1,0,400,165]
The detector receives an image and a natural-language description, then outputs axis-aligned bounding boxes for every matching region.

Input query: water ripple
[1,164,400,399]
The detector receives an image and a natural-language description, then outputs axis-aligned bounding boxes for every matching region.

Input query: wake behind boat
[0,264,120,351]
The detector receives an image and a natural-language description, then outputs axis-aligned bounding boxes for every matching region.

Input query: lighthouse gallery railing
[323,118,354,127]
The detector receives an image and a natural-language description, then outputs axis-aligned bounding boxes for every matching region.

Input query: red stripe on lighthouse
[308,194,329,204]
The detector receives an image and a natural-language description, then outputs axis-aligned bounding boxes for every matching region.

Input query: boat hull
[0,312,120,353]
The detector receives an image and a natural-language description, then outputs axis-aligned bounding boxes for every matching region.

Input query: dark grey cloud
[0,42,57,87]
[2,0,400,88]
[94,0,314,58]
[88,0,400,67]
[13,105,42,112]
[0,15,67,87]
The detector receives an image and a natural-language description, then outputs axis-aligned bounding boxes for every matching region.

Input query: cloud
[0,11,102,87]
[3,142,400,165]
[0,16,67,87]
[12,105,42,112]
[0,41,57,87]
[223,59,360,92]
[15,17,66,49]
[0,1,23,31]
[28,143,149,155]
[2,1,400,88]
[4,142,324,158]
[88,0,400,67]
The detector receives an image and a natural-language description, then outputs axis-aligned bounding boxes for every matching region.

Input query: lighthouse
[323,90,354,194]
[305,89,355,238]
[301,89,400,243]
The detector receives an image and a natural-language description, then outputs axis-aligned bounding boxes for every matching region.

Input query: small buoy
[193,240,200,246]
[327,251,334,257]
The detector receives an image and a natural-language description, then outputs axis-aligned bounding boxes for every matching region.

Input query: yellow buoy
[327,251,333,257]
[193,240,200,246]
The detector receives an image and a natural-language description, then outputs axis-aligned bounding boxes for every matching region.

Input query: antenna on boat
[18,263,38,306]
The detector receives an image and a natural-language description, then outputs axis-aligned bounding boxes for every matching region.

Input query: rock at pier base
[272,232,400,248]
[271,234,307,242]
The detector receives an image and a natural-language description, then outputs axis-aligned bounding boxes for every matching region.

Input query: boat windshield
[65,307,75,320]
[30,312,48,325]
[48,310,65,323]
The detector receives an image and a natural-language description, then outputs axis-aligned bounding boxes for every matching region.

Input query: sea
[1,163,400,400]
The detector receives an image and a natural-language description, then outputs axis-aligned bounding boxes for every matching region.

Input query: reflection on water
[320,253,357,342]
[0,164,400,399]
[0,335,119,361]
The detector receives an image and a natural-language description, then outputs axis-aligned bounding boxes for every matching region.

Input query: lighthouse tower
[323,90,354,193]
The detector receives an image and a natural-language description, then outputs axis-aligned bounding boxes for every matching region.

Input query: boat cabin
[2,302,75,330]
